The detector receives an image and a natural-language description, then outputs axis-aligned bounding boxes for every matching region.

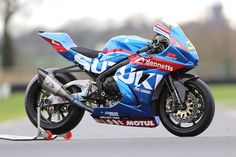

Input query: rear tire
[25,70,85,134]
[159,78,215,137]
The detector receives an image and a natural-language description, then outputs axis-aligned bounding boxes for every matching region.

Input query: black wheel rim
[34,88,73,124]
[32,76,76,126]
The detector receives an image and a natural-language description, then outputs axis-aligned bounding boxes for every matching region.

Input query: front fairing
[154,19,199,65]
[170,25,199,64]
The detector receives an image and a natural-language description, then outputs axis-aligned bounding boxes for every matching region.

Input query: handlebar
[136,45,151,54]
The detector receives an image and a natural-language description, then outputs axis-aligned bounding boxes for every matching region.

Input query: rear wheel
[159,78,215,137]
[25,71,85,134]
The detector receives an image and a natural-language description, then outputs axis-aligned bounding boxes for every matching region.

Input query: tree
[0,0,20,69]
[0,0,39,69]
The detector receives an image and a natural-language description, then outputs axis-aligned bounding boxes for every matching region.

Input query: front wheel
[159,78,215,137]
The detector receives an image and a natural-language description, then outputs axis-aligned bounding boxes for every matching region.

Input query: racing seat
[71,46,100,58]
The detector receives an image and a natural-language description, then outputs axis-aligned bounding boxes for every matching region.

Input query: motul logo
[126,120,156,127]
[95,118,158,128]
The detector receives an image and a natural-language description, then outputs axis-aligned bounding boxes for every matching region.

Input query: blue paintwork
[38,21,199,127]
[168,23,199,64]
[38,32,77,62]
[102,35,150,52]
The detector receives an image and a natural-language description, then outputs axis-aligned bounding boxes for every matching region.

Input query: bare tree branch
[1,0,41,69]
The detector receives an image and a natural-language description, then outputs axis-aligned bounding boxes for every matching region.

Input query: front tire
[159,78,215,137]
[25,70,85,134]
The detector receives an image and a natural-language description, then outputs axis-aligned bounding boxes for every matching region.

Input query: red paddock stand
[0,106,72,141]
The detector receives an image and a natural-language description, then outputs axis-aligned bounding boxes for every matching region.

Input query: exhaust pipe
[38,68,93,113]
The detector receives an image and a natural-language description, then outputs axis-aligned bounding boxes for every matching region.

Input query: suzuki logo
[74,54,115,74]
[115,66,163,91]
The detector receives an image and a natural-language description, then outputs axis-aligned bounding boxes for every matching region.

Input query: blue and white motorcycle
[25,19,215,137]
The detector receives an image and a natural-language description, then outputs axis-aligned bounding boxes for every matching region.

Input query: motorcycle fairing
[91,64,164,121]
[90,35,197,125]
[91,64,163,127]
[38,32,78,62]
[154,19,199,64]
[170,28,199,64]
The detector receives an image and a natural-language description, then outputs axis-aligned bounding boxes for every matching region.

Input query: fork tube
[165,75,182,104]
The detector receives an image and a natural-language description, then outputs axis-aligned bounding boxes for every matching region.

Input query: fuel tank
[99,35,150,62]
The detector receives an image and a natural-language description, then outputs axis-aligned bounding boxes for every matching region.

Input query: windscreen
[154,18,196,53]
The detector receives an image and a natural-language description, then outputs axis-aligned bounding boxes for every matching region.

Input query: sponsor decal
[153,24,170,39]
[45,81,54,88]
[145,59,173,71]
[104,112,119,117]
[51,40,60,46]
[154,23,171,34]
[126,120,155,127]
[134,87,151,94]
[166,52,177,60]
[94,118,158,128]
[129,56,184,72]
[186,40,195,51]
[42,37,67,52]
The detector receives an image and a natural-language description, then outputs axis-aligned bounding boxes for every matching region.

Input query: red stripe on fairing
[102,48,134,55]
[42,37,67,53]
[129,55,185,73]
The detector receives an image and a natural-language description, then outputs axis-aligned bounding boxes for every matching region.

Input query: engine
[103,77,122,100]
[85,77,122,108]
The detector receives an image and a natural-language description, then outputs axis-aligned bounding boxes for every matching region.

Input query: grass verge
[209,84,236,109]
[0,92,26,122]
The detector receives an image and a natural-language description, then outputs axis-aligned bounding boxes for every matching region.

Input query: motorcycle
[25,19,215,137]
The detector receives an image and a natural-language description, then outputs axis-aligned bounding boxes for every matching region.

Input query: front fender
[175,73,199,85]
[152,73,199,116]
[152,73,199,100]
[173,73,199,103]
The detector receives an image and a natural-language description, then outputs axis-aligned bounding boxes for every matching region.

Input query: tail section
[38,31,78,62]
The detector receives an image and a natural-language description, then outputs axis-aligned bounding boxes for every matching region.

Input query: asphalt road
[0,102,235,157]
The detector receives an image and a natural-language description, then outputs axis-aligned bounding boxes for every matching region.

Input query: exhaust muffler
[38,68,93,113]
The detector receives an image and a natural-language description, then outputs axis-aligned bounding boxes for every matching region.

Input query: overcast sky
[3,0,236,35]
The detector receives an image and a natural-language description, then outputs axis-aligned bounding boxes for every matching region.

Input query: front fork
[164,75,185,110]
